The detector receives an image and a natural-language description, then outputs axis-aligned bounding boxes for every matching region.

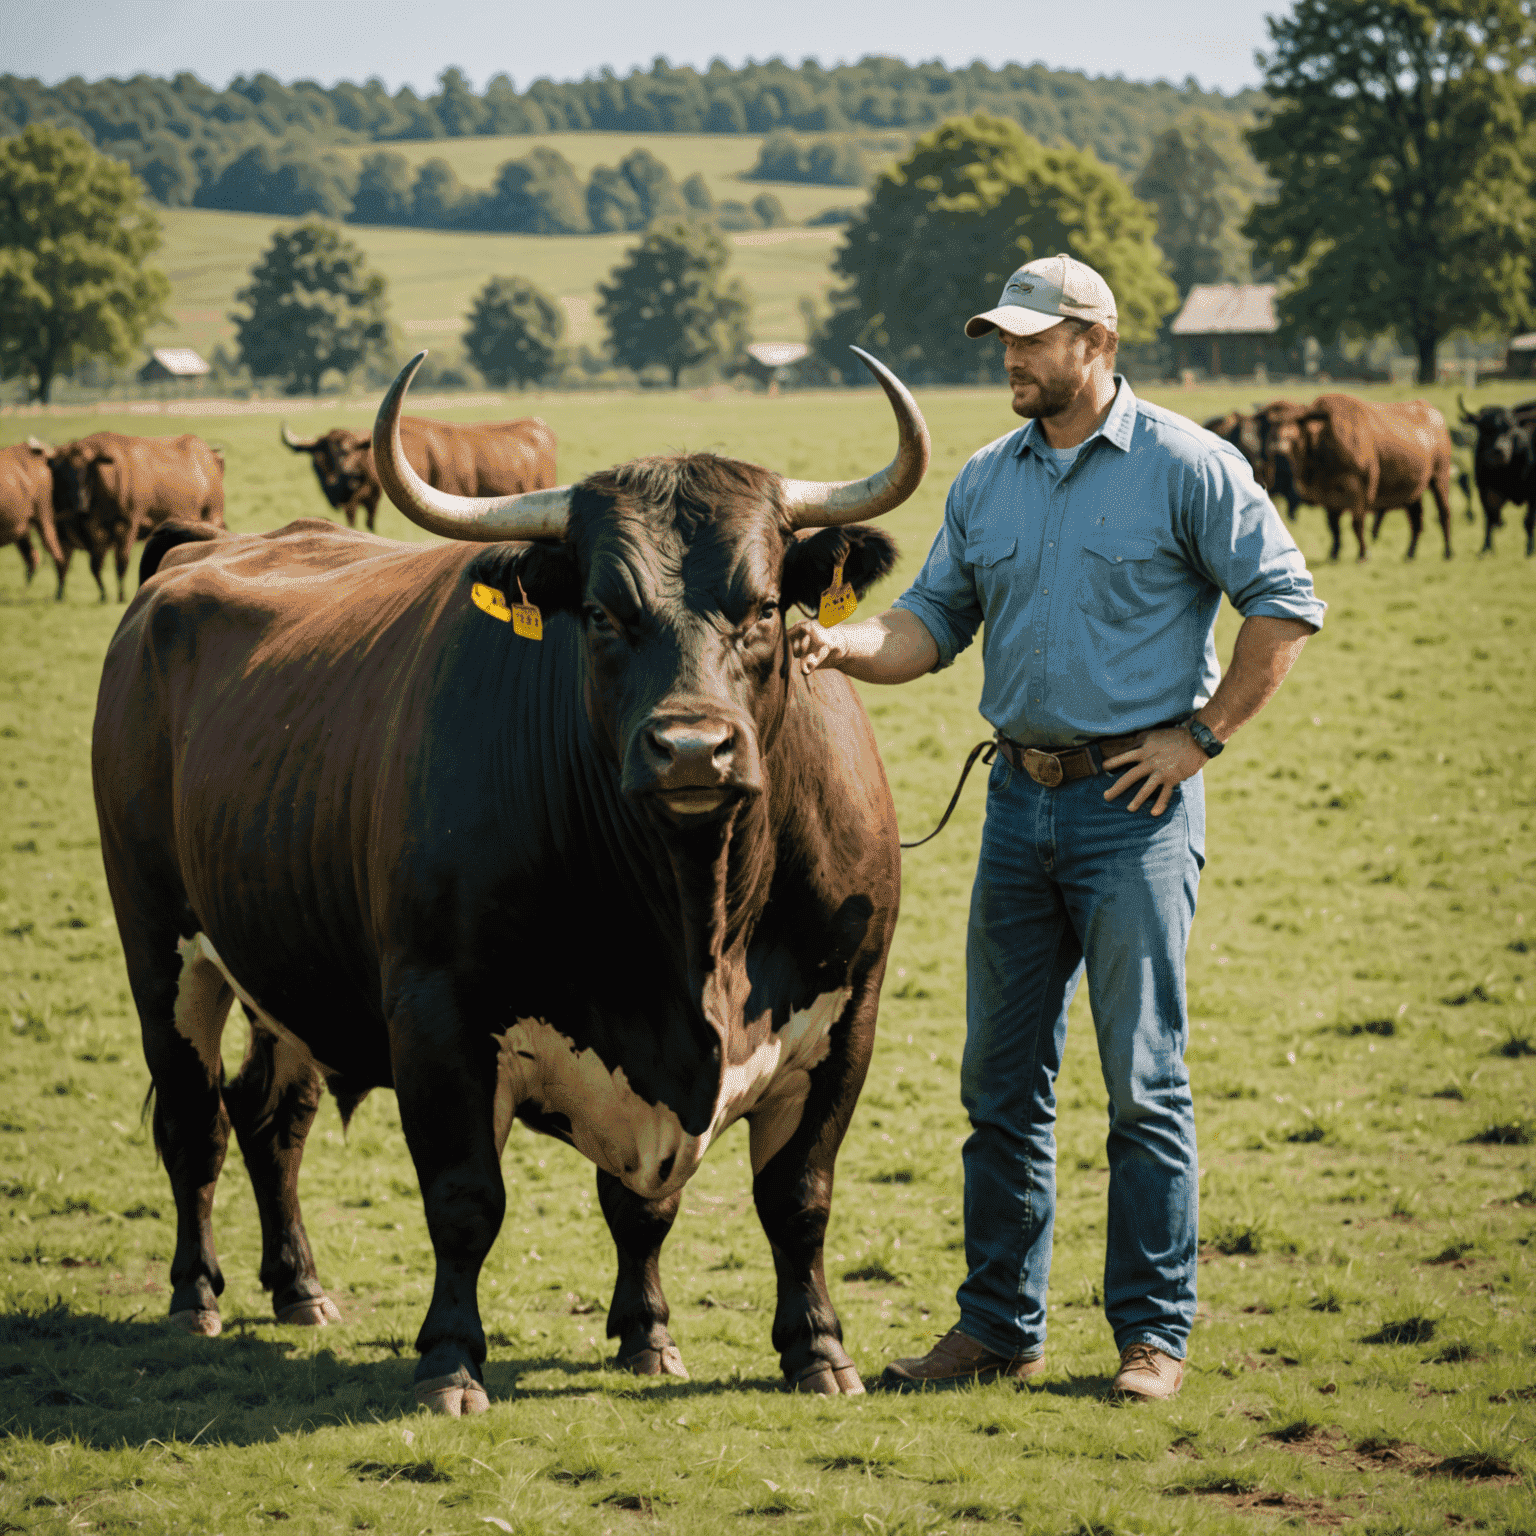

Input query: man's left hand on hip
[1102,728,1211,816]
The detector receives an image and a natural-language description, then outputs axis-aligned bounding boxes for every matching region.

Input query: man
[789,254,1324,1400]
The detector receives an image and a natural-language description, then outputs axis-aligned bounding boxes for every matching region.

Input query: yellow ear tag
[471,581,512,622]
[817,561,858,627]
[509,577,543,642]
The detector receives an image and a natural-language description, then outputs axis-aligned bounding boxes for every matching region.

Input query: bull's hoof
[790,1360,865,1396]
[616,1344,689,1379]
[168,1308,221,1337]
[276,1295,342,1326]
[414,1369,490,1417]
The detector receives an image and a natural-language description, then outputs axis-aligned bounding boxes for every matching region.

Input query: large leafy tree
[231,222,389,396]
[1245,0,1536,384]
[463,276,566,388]
[817,114,1176,383]
[597,220,752,387]
[0,123,170,403]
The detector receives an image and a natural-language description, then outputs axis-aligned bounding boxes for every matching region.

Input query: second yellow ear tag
[471,582,512,622]
[510,576,543,641]
[817,562,857,627]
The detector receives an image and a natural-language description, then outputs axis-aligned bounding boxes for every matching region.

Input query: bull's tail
[140,520,228,585]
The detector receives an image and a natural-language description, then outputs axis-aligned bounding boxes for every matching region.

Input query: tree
[0,123,170,403]
[597,220,751,387]
[231,222,389,395]
[350,151,413,225]
[463,276,566,388]
[1245,0,1536,383]
[817,113,1176,383]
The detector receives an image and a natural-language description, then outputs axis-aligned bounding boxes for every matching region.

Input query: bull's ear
[782,525,900,613]
[93,453,114,465]
[505,542,582,613]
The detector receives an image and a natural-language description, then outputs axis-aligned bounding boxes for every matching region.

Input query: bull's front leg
[748,996,876,1397]
[391,977,505,1416]
[597,1171,686,1377]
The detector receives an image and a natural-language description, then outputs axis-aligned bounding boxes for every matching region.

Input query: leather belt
[997,725,1174,788]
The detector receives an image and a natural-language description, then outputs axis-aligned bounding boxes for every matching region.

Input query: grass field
[142,131,874,367]
[1,379,1533,1534]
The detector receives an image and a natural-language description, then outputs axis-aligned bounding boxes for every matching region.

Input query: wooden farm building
[1507,334,1536,381]
[1169,284,1297,378]
[138,347,211,385]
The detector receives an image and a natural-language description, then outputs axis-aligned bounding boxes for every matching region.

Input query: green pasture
[1,380,1533,1534]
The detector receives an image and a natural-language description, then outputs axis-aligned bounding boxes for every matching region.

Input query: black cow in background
[1459,397,1536,556]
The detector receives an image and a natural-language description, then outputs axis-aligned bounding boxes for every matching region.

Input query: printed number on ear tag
[817,562,857,627]
[471,582,512,622]
[510,576,543,641]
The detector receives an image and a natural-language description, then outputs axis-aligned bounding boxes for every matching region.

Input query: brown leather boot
[878,1327,1045,1392]
[1112,1342,1184,1400]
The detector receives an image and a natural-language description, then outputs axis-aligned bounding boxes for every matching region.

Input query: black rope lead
[899,737,998,849]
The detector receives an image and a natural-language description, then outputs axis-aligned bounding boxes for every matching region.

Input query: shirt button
[1035,649,1040,654]
[1042,587,1048,594]
[1115,556,1122,563]
[1048,542,1054,548]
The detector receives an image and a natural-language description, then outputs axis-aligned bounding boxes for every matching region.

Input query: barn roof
[147,347,211,377]
[1508,333,1536,352]
[1169,284,1279,337]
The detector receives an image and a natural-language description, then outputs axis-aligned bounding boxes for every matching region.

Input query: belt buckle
[1021,748,1063,787]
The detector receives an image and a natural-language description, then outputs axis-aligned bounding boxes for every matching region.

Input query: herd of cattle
[0,413,559,602]
[2,390,1533,611]
[1205,392,1536,561]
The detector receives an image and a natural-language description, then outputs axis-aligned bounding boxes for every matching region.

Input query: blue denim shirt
[891,377,1326,747]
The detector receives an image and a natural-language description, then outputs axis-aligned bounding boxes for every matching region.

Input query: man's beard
[1009,371,1078,419]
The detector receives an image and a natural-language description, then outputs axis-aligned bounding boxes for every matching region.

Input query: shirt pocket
[1075,532,1159,623]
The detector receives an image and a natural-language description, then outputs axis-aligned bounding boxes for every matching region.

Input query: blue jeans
[956,754,1204,1362]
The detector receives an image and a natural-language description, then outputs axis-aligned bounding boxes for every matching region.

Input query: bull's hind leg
[1404,499,1425,560]
[223,1020,341,1326]
[132,934,239,1335]
[597,1172,687,1378]
[1430,475,1453,558]
[1326,509,1344,561]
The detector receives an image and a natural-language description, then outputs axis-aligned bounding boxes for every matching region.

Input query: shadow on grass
[0,1304,800,1447]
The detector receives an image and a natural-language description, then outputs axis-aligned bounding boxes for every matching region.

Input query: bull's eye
[583,605,614,633]
[757,601,780,625]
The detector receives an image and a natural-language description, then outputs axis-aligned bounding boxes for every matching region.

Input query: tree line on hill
[0,58,1258,192]
[198,141,789,234]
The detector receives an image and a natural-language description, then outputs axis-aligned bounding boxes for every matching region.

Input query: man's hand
[789,617,850,676]
[1102,728,1209,816]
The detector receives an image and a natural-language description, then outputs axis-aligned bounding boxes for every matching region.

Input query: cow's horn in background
[373,352,572,542]
[780,347,930,528]
[281,423,318,451]
[1456,394,1478,425]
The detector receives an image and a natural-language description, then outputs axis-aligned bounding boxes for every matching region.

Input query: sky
[4,0,1278,96]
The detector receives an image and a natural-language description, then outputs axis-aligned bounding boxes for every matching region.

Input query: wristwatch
[1186,717,1224,759]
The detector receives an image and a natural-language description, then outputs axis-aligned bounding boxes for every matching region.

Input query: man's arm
[1102,614,1313,816]
[788,607,939,684]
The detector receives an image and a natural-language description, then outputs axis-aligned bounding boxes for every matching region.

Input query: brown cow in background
[1268,394,1452,562]
[50,432,225,601]
[281,415,558,532]
[0,438,67,595]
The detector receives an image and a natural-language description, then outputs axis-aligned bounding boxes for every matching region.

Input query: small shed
[138,347,211,384]
[745,341,809,394]
[1506,334,1536,381]
[1169,284,1283,378]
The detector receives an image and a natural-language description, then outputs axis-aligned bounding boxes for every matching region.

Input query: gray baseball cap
[965,253,1118,339]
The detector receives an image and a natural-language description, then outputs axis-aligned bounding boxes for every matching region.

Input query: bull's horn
[281,422,318,451]
[25,434,51,454]
[1456,394,1478,425]
[373,352,572,541]
[780,347,930,527]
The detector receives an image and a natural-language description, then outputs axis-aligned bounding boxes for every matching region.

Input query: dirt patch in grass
[1166,1476,1354,1527]
[348,1460,451,1484]
[1363,1316,1436,1345]
[1427,1452,1519,1483]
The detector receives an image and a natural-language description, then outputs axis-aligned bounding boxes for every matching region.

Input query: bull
[1457,397,1536,557]
[281,414,557,532]
[1268,394,1453,561]
[0,437,66,594]
[50,431,225,601]
[93,348,926,1413]
[1205,408,1305,521]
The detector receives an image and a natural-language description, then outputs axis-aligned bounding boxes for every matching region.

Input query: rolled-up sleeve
[891,476,985,670]
[1184,448,1327,632]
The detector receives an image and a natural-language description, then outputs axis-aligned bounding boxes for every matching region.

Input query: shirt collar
[1015,375,1137,459]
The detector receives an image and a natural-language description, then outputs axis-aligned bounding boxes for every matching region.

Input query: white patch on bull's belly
[176,931,334,1080]
[494,987,851,1200]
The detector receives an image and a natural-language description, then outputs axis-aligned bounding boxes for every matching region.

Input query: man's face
[1000,323,1093,420]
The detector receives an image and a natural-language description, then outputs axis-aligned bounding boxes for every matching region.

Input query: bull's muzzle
[624,708,764,816]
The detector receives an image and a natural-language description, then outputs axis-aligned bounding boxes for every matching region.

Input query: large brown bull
[281,414,557,532]
[93,348,925,1413]
[0,437,66,594]
[1268,394,1452,561]
[50,431,225,601]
